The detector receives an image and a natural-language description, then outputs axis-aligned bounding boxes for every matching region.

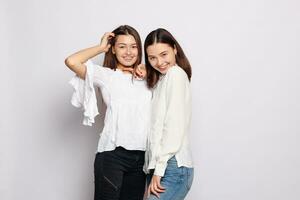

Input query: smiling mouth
[158,64,168,70]
[123,57,135,61]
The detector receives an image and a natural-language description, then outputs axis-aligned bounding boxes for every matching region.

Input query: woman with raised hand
[65,25,151,200]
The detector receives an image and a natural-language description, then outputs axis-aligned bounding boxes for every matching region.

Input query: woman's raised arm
[65,32,114,79]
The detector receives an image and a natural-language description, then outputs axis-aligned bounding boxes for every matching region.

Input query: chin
[159,66,172,74]
[121,62,135,67]
[122,60,137,67]
[156,69,166,74]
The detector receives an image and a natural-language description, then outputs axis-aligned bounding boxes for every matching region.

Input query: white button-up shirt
[69,60,152,152]
[144,65,193,177]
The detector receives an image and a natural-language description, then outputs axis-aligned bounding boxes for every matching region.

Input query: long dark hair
[103,25,142,70]
[144,28,192,88]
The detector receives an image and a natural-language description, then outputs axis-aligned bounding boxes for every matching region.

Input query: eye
[162,52,168,57]
[148,57,155,61]
[131,45,137,49]
[119,45,125,48]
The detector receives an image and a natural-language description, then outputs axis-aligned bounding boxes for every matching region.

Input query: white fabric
[69,60,152,152]
[69,60,99,126]
[144,65,193,177]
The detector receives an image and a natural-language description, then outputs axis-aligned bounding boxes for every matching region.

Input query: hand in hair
[99,32,115,52]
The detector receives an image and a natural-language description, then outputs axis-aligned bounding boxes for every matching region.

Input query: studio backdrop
[1,0,300,200]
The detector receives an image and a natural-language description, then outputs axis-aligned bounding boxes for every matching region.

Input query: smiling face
[112,34,138,69]
[146,43,177,74]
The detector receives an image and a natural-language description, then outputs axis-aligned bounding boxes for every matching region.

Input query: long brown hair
[144,28,192,88]
[103,25,142,70]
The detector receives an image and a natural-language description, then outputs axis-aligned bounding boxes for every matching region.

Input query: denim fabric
[147,156,194,200]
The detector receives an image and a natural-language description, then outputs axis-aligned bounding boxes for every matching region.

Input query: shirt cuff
[154,163,168,177]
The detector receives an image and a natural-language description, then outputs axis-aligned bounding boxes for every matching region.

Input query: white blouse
[144,65,193,177]
[69,60,152,152]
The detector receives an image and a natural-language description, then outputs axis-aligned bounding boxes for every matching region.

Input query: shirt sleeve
[69,59,107,126]
[154,67,189,176]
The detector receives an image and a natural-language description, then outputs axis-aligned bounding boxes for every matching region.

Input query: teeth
[124,58,133,61]
[124,57,133,60]
[159,65,168,70]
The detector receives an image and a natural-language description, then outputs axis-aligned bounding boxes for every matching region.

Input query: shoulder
[166,65,188,82]
[85,59,112,73]
[94,65,113,73]
[90,62,115,77]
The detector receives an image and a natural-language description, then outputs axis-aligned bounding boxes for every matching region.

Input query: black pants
[94,147,146,200]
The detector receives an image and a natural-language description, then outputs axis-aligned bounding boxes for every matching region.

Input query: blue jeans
[146,156,194,200]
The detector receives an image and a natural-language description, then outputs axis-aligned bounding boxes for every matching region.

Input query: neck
[116,64,133,74]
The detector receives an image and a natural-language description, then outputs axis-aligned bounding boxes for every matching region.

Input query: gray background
[1,0,300,199]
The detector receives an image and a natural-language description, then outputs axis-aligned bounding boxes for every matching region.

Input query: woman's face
[113,34,139,68]
[146,43,177,74]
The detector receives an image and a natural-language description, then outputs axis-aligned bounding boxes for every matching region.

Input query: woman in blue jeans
[141,28,194,200]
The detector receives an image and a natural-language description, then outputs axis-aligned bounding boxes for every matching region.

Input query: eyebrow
[116,43,137,46]
[148,51,168,57]
[159,51,168,55]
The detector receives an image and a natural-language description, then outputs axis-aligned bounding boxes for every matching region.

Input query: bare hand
[121,67,134,74]
[99,32,115,52]
[147,175,166,198]
[133,64,146,79]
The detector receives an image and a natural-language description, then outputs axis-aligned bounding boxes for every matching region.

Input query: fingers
[104,44,111,51]
[122,68,134,73]
[138,64,146,70]
[154,177,165,192]
[134,64,146,79]
[147,185,151,198]
[150,182,160,198]
[147,176,166,198]
[135,69,143,77]
[157,180,166,190]
[100,32,115,51]
[103,32,115,39]
[117,64,146,79]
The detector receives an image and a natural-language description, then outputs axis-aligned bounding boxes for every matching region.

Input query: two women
[65,26,194,200]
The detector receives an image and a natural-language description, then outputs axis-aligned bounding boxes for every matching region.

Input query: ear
[173,45,177,55]
[112,46,116,54]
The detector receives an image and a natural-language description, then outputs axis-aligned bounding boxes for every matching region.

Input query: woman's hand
[99,32,115,52]
[147,175,166,198]
[121,64,147,80]
[133,64,147,79]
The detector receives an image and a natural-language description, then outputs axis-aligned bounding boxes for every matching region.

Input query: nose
[126,47,131,55]
[157,58,163,66]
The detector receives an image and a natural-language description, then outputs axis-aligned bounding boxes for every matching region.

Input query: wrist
[95,45,106,53]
